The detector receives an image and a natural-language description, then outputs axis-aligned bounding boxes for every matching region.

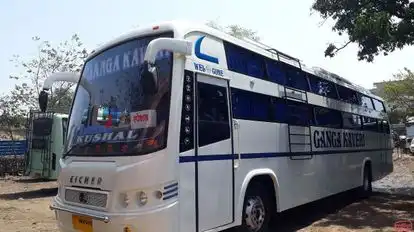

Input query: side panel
[181,30,394,230]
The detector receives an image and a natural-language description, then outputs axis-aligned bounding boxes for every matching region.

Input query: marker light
[137,191,148,205]
[153,26,160,30]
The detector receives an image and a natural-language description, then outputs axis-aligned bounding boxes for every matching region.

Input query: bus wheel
[360,165,372,198]
[239,182,272,232]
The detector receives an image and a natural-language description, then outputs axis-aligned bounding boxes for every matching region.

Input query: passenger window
[231,88,272,121]
[250,93,272,121]
[342,112,362,130]
[223,42,266,79]
[270,97,287,123]
[265,59,286,85]
[337,85,361,105]
[283,63,309,91]
[308,74,338,99]
[372,98,386,112]
[361,95,374,109]
[362,117,378,132]
[313,106,342,128]
[197,82,231,147]
[286,101,313,126]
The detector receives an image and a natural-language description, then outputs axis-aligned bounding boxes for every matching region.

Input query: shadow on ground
[13,178,55,183]
[269,189,414,231]
[0,187,57,200]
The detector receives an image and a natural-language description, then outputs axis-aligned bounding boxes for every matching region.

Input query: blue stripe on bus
[163,187,178,195]
[163,192,178,201]
[178,148,393,163]
[164,182,178,190]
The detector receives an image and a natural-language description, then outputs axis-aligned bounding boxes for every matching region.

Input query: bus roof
[86,20,384,102]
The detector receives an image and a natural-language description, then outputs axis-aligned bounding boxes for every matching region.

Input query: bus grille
[65,188,108,208]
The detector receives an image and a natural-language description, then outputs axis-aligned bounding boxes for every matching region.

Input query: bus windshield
[65,32,173,156]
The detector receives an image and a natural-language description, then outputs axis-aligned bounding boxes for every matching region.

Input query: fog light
[154,190,163,199]
[137,191,148,205]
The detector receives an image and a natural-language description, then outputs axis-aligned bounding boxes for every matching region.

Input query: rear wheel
[237,182,273,232]
[360,165,372,198]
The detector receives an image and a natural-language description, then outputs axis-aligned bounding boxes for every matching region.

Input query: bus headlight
[137,191,148,206]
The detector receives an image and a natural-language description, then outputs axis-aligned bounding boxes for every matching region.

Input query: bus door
[195,73,234,231]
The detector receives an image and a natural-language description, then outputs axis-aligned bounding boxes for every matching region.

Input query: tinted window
[231,88,252,119]
[198,82,230,147]
[270,97,287,123]
[362,117,378,132]
[286,101,313,126]
[231,88,272,121]
[33,118,53,136]
[313,106,342,128]
[337,85,361,105]
[361,95,374,109]
[308,74,338,99]
[283,64,309,91]
[223,42,266,79]
[250,93,272,121]
[342,112,362,130]
[372,98,385,112]
[265,60,286,85]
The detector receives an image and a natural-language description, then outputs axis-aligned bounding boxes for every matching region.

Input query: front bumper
[50,196,179,232]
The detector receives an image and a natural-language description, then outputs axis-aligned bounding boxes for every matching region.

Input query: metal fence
[0,140,27,176]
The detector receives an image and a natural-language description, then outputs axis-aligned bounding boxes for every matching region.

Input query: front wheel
[237,183,273,232]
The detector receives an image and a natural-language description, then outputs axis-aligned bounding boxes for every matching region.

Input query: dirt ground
[0,153,413,232]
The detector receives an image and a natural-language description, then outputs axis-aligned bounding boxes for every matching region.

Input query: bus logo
[194,36,219,64]
[394,220,412,232]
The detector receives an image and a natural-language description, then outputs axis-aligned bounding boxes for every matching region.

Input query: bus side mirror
[40,71,81,112]
[142,38,192,94]
[39,90,49,112]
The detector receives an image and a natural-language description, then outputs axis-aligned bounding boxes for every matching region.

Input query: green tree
[0,95,26,140]
[206,20,261,41]
[311,0,414,62]
[382,68,414,123]
[8,34,88,114]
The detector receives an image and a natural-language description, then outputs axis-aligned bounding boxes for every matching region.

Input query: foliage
[8,34,88,114]
[0,34,88,139]
[206,20,261,41]
[0,95,26,140]
[382,68,414,123]
[312,0,414,62]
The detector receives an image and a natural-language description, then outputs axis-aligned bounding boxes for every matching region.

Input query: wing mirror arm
[38,72,80,112]
[141,38,192,94]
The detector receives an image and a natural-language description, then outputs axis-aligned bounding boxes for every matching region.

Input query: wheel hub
[244,196,265,232]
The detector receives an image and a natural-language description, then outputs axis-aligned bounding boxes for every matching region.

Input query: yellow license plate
[72,215,93,232]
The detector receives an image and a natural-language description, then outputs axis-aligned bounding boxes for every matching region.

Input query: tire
[360,166,372,198]
[236,182,274,232]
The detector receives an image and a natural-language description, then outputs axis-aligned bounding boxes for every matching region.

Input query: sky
[1,0,414,95]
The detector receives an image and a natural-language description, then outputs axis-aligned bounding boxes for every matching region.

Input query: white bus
[43,21,393,232]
